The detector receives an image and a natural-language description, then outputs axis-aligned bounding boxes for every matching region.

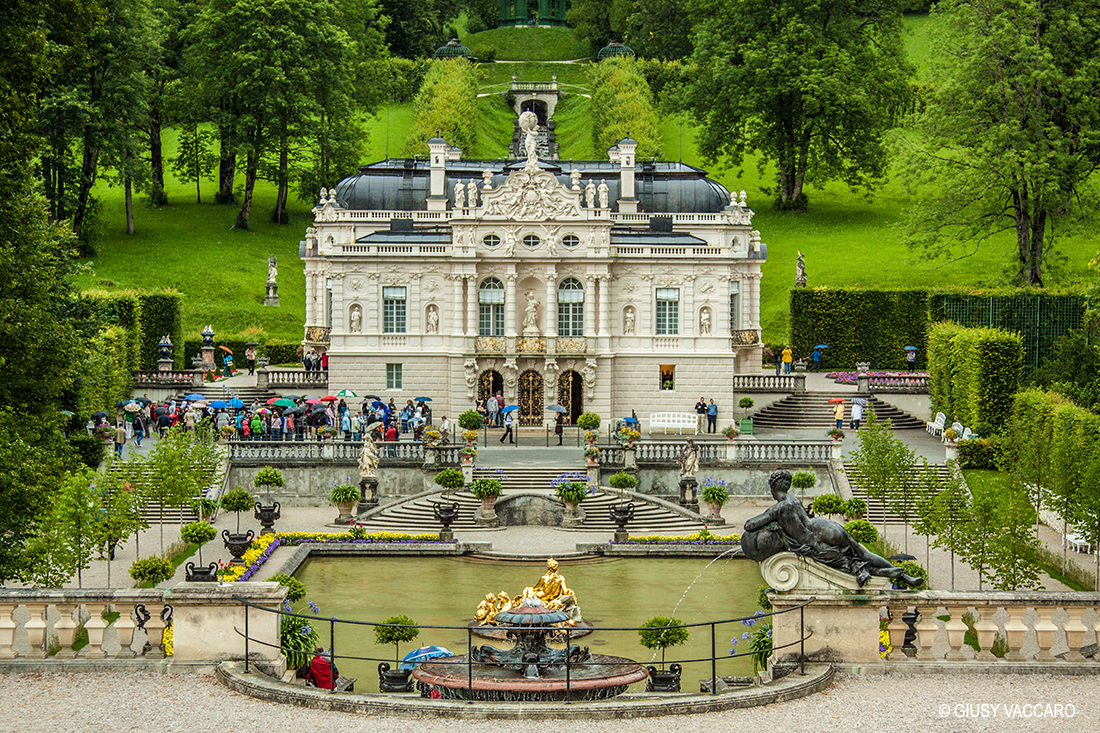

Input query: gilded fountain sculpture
[473,558,582,626]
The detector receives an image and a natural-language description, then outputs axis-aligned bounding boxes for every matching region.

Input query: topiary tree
[739,396,754,418]
[843,519,878,545]
[375,614,419,662]
[638,615,689,669]
[129,556,175,587]
[458,410,484,431]
[220,487,255,533]
[576,412,601,431]
[790,470,817,499]
[434,468,465,490]
[269,572,307,601]
[253,466,285,500]
[608,471,638,491]
[811,493,845,517]
[180,521,217,565]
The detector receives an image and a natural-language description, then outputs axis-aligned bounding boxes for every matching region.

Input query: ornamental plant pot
[705,501,723,519]
[945,442,958,462]
[184,561,219,582]
[254,501,281,535]
[335,501,355,524]
[564,501,579,518]
[645,663,682,692]
[378,662,414,693]
[222,529,255,566]
[481,495,497,514]
[739,418,754,435]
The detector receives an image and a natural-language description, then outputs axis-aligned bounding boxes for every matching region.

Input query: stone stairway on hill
[171,384,281,407]
[354,466,706,534]
[751,392,925,431]
[105,456,227,524]
[844,462,956,526]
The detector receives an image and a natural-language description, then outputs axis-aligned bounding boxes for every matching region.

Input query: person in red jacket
[307,647,337,689]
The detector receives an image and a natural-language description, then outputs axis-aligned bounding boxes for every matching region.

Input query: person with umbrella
[905,345,917,371]
[811,345,824,372]
[555,411,565,445]
[499,405,516,444]
[832,398,845,430]
[851,397,866,431]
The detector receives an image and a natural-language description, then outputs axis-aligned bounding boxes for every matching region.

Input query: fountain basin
[468,619,594,641]
[413,654,648,701]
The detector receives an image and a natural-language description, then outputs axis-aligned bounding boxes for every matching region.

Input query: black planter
[185,561,219,582]
[254,501,281,535]
[645,663,682,692]
[609,502,635,529]
[432,501,460,529]
[378,662,414,692]
[222,529,255,566]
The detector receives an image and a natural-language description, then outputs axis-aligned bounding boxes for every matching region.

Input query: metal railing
[232,594,815,698]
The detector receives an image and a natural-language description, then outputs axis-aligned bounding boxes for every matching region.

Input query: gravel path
[0,672,1091,732]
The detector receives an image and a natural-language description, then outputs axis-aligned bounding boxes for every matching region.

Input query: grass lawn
[461,25,590,61]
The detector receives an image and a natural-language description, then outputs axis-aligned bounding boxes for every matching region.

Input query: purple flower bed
[827,370,929,385]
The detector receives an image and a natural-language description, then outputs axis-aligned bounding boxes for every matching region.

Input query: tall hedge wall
[77,325,137,417]
[789,288,929,370]
[587,58,663,159]
[927,323,1023,428]
[83,289,183,370]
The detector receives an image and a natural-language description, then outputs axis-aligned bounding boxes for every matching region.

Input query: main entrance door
[479,370,503,402]
[518,369,544,426]
[557,370,583,425]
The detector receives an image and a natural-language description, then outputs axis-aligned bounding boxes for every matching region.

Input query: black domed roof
[434,38,472,58]
[597,40,634,60]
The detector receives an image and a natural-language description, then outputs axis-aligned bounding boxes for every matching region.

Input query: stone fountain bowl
[493,604,570,627]
[412,654,648,701]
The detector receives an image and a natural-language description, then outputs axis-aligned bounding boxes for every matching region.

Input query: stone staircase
[844,462,956,526]
[354,466,706,534]
[171,384,282,407]
[105,456,227,524]
[751,392,925,431]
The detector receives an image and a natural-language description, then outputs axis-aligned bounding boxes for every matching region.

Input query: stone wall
[227,464,431,506]
[631,465,833,500]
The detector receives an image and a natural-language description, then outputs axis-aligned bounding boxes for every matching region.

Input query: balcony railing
[264,370,328,388]
[475,336,506,353]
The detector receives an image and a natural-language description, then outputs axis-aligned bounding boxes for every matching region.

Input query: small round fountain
[413,560,647,701]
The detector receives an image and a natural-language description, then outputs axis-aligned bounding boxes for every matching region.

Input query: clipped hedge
[956,438,999,470]
[84,289,184,370]
[587,58,663,159]
[402,59,480,157]
[789,288,929,371]
[77,325,138,417]
[928,323,1022,429]
[184,333,299,370]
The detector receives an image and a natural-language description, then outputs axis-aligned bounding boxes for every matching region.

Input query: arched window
[478,278,505,336]
[557,278,584,337]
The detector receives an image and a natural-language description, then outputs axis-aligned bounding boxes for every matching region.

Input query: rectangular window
[383,286,406,333]
[386,363,402,389]
[478,286,505,336]
[659,365,675,391]
[557,301,583,337]
[656,288,679,335]
[729,281,740,331]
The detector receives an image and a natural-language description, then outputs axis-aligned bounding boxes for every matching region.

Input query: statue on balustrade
[742,470,923,587]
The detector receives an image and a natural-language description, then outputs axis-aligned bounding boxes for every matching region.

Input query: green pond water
[291,555,764,693]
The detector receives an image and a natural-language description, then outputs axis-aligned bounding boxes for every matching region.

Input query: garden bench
[648,413,698,435]
[1064,531,1093,554]
[926,412,946,436]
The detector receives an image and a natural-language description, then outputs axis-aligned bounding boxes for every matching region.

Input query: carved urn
[222,529,255,566]
[432,501,460,530]
[645,663,682,692]
[185,561,219,582]
[378,662,414,693]
[254,501,281,535]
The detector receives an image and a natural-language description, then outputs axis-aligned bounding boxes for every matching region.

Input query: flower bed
[613,532,740,545]
[826,370,928,385]
[218,531,443,583]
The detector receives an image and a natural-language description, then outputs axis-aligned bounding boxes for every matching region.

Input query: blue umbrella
[414,396,432,402]
[501,405,520,413]
[227,398,245,409]
[813,344,829,349]
[904,345,917,351]
[209,400,229,409]
[400,645,453,671]
[622,417,639,425]
[371,400,385,408]
[184,393,206,401]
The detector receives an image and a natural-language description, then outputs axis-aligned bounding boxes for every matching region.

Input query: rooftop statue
[742,470,922,588]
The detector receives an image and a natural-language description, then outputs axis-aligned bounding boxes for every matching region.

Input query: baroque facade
[300,118,766,427]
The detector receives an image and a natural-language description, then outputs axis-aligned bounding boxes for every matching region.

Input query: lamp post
[157,335,174,372]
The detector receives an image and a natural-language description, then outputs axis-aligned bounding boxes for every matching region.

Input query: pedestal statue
[264,255,280,306]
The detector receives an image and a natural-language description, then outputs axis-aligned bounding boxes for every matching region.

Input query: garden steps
[751,392,925,430]
[103,460,226,525]
[843,462,955,526]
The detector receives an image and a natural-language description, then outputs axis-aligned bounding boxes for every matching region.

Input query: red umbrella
[266,397,280,404]
[305,399,322,405]
[827,398,845,403]
[320,396,338,402]
[218,345,233,354]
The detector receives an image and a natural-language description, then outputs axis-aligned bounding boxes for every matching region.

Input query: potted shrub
[827,427,845,442]
[700,477,729,519]
[317,426,337,441]
[583,430,599,446]
[844,519,878,544]
[608,471,638,493]
[584,445,600,465]
[458,410,484,431]
[638,615,689,691]
[722,425,739,441]
[180,521,218,581]
[254,466,285,500]
[423,428,442,446]
[461,429,479,446]
[943,427,960,461]
[615,427,641,446]
[811,493,846,519]
[269,573,307,602]
[253,466,284,534]
[576,412,601,433]
[434,467,466,490]
[790,470,817,500]
[129,556,175,587]
[280,602,319,672]
[738,397,754,435]
[459,445,477,464]
[219,424,235,440]
[844,497,868,520]
[220,487,254,533]
[375,615,419,692]
[189,495,219,523]
[329,483,359,524]
[554,479,590,516]
[220,487,256,565]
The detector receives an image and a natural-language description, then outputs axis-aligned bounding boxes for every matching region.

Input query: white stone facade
[300,135,765,427]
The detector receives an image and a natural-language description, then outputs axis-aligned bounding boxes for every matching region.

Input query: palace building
[300,121,766,427]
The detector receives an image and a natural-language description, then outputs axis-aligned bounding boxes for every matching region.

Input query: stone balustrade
[262,369,328,389]
[857,374,930,394]
[228,439,456,466]
[597,440,831,467]
[0,584,284,668]
[732,374,806,393]
[132,370,202,387]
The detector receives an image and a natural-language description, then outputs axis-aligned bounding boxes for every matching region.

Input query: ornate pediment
[481,167,583,222]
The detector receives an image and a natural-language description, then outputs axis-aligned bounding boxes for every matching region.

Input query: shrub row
[83,289,184,371]
[928,323,1022,429]
[587,58,663,159]
[77,326,136,417]
[402,59,480,157]
[183,334,302,369]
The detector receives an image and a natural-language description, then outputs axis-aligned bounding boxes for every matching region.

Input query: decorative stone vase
[945,442,958,462]
[253,501,281,535]
[609,503,634,541]
[705,501,723,519]
[222,529,255,566]
[564,501,579,517]
[481,495,498,514]
[184,561,219,582]
[378,662,414,693]
[856,361,871,373]
[335,501,355,524]
[432,501,459,542]
[461,453,475,465]
[645,663,682,692]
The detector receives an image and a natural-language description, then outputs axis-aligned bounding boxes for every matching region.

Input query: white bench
[927,412,946,436]
[1065,531,1093,554]
[648,413,698,435]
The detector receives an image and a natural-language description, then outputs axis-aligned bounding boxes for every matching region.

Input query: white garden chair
[926,412,946,436]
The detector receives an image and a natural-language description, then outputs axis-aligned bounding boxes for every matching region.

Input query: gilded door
[518,369,544,426]
[479,370,503,402]
[557,370,583,425]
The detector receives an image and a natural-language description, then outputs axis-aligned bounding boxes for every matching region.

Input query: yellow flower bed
[163,623,173,656]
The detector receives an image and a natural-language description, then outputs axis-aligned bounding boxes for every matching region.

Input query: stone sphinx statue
[742,470,922,588]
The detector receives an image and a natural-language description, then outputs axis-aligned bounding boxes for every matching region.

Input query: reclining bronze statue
[742,469,923,588]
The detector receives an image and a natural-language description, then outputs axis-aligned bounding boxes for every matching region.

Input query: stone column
[505,273,517,338]
[545,266,557,338]
[165,582,286,670]
[750,272,762,331]
[598,275,610,337]
[466,275,477,338]
[584,276,595,337]
[331,273,345,335]
[452,275,464,336]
